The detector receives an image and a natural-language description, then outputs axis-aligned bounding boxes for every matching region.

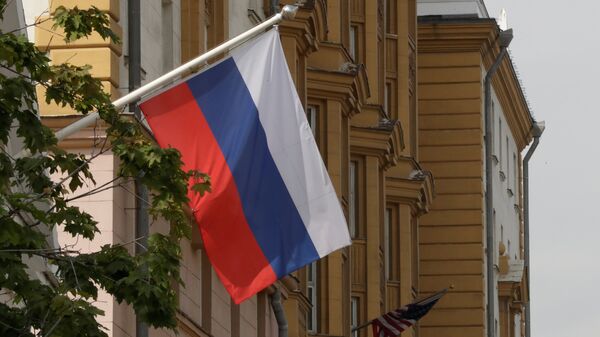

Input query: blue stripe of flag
[186,58,320,278]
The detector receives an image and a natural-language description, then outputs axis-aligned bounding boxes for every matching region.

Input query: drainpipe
[270,0,280,16]
[270,287,288,337]
[128,1,148,337]
[523,121,545,337]
[485,28,513,337]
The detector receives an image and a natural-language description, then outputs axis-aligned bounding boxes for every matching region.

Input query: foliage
[0,5,209,337]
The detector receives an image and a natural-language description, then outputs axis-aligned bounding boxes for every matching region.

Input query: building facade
[24,0,435,337]
[416,5,535,337]
[20,0,540,336]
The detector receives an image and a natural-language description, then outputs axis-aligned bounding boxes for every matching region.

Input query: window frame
[384,207,392,280]
[349,160,358,238]
[306,104,318,137]
[351,296,360,337]
[349,24,359,62]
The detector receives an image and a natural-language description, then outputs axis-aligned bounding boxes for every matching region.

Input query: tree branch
[4,16,53,35]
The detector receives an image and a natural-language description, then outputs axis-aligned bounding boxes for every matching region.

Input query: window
[349,161,358,238]
[500,222,503,260]
[498,119,503,164]
[351,297,359,337]
[495,319,499,337]
[384,208,392,280]
[306,105,318,137]
[513,153,518,192]
[307,262,318,333]
[384,82,392,115]
[506,137,509,174]
[349,25,358,61]
[507,145,510,188]
[386,0,397,34]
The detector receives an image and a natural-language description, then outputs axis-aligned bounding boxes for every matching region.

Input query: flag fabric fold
[371,289,447,337]
[139,29,351,304]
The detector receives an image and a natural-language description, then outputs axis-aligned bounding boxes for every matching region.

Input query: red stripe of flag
[140,83,277,303]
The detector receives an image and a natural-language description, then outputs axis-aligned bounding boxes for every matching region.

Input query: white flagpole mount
[54,5,298,142]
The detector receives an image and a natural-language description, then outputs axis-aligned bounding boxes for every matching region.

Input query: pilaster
[365,155,382,332]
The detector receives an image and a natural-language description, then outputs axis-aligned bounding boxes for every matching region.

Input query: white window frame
[351,296,359,337]
[507,141,511,188]
[498,119,503,164]
[513,152,518,193]
[306,104,317,137]
[506,136,509,175]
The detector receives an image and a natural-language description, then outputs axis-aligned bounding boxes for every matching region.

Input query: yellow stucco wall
[418,50,486,337]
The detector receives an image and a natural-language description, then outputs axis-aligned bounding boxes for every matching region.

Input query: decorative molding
[307,63,369,118]
[278,0,328,55]
[177,309,212,337]
[386,157,435,215]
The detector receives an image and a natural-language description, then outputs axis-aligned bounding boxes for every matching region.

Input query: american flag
[371,289,447,337]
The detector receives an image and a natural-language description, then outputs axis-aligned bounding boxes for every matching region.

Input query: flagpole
[351,287,452,333]
[351,320,373,333]
[54,5,299,142]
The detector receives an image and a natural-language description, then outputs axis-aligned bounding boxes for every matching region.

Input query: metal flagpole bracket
[53,5,298,142]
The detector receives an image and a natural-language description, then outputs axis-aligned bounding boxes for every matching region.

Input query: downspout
[485,28,513,337]
[523,121,545,337]
[128,2,148,337]
[270,0,280,16]
[270,287,288,337]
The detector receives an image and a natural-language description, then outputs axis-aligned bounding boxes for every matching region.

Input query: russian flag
[139,29,351,303]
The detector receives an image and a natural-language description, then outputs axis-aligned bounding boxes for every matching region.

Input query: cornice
[487,57,534,150]
[350,125,391,155]
[418,20,497,54]
[177,310,212,337]
[349,102,406,170]
[386,156,435,215]
[278,0,328,54]
[498,268,528,304]
[350,118,399,169]
[308,42,370,97]
[418,19,535,150]
[307,63,369,117]
[307,0,328,42]
[307,67,358,116]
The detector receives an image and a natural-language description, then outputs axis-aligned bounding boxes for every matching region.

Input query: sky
[483,1,600,336]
